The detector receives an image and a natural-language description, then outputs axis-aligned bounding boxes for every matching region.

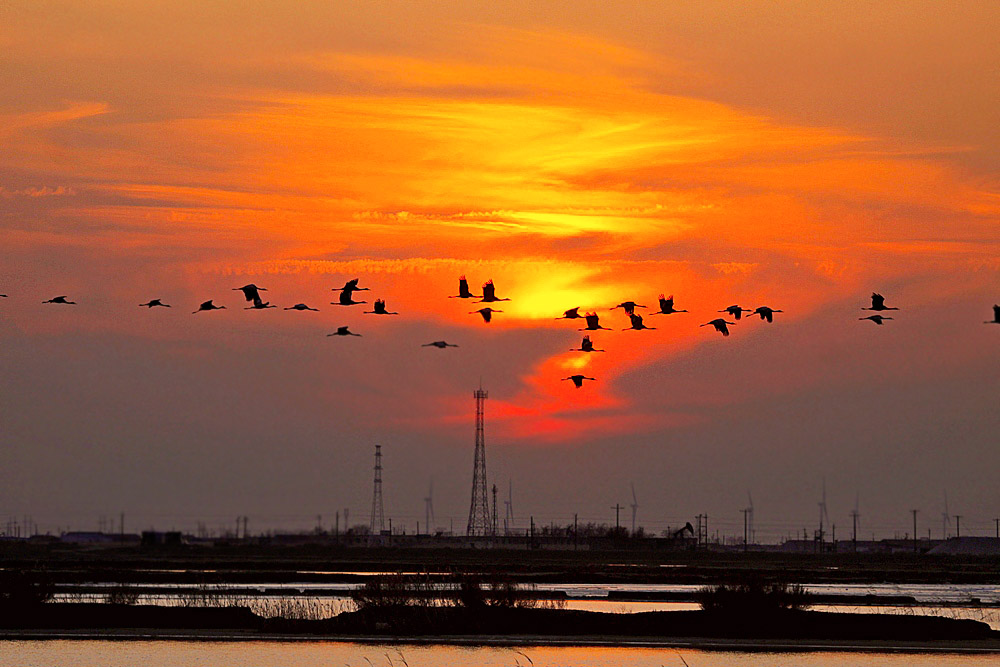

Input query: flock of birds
[6,280,999,389]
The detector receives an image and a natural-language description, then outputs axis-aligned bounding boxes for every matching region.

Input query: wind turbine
[504,480,514,536]
[818,479,831,544]
[746,490,755,545]
[941,491,952,540]
[630,483,639,535]
[850,493,861,546]
[424,478,435,535]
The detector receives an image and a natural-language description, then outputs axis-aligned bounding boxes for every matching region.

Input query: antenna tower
[941,491,952,539]
[504,480,514,535]
[466,387,490,535]
[491,484,498,536]
[369,444,385,535]
[816,479,830,550]
[630,483,639,535]
[850,493,861,550]
[424,478,435,535]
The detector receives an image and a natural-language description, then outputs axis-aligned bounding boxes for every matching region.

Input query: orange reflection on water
[3,639,998,667]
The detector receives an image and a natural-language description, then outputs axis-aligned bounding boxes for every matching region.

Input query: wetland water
[51,582,1000,630]
[2,640,1000,667]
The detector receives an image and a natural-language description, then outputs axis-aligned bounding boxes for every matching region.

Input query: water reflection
[47,594,1000,631]
[2,641,997,667]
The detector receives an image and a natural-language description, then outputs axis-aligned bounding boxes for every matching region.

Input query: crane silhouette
[556,307,582,320]
[449,275,478,299]
[570,335,604,352]
[284,303,319,311]
[562,375,596,388]
[579,312,610,331]
[701,318,735,336]
[860,314,892,325]
[651,294,687,315]
[611,300,646,315]
[478,279,510,303]
[422,340,458,348]
[863,293,898,311]
[364,299,398,315]
[333,278,369,294]
[43,296,76,304]
[333,290,367,306]
[139,299,170,308]
[470,307,502,323]
[327,326,361,337]
[720,305,752,320]
[246,297,276,309]
[985,305,1000,324]
[193,300,225,313]
[623,312,655,330]
[750,306,783,323]
[234,284,266,303]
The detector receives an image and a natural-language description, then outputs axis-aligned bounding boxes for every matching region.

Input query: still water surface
[1,641,998,667]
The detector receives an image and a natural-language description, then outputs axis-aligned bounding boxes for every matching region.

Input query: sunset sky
[1,1,997,541]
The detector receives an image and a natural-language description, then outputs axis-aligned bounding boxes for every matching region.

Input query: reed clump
[349,572,564,611]
[698,579,811,613]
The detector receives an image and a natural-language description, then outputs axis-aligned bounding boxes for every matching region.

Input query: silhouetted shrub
[348,572,563,612]
[698,580,810,613]
[349,573,437,611]
[453,573,562,609]
[0,570,53,606]
[105,583,141,605]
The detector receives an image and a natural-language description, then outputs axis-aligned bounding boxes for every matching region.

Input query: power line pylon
[370,444,385,536]
[467,387,490,536]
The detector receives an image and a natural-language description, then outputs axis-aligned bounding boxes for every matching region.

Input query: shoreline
[3,629,1000,653]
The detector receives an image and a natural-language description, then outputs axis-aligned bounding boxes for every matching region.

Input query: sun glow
[3,18,996,444]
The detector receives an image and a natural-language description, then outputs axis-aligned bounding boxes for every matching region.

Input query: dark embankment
[5,603,993,642]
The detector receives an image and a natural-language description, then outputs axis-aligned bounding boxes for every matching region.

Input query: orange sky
[0,2,997,537]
